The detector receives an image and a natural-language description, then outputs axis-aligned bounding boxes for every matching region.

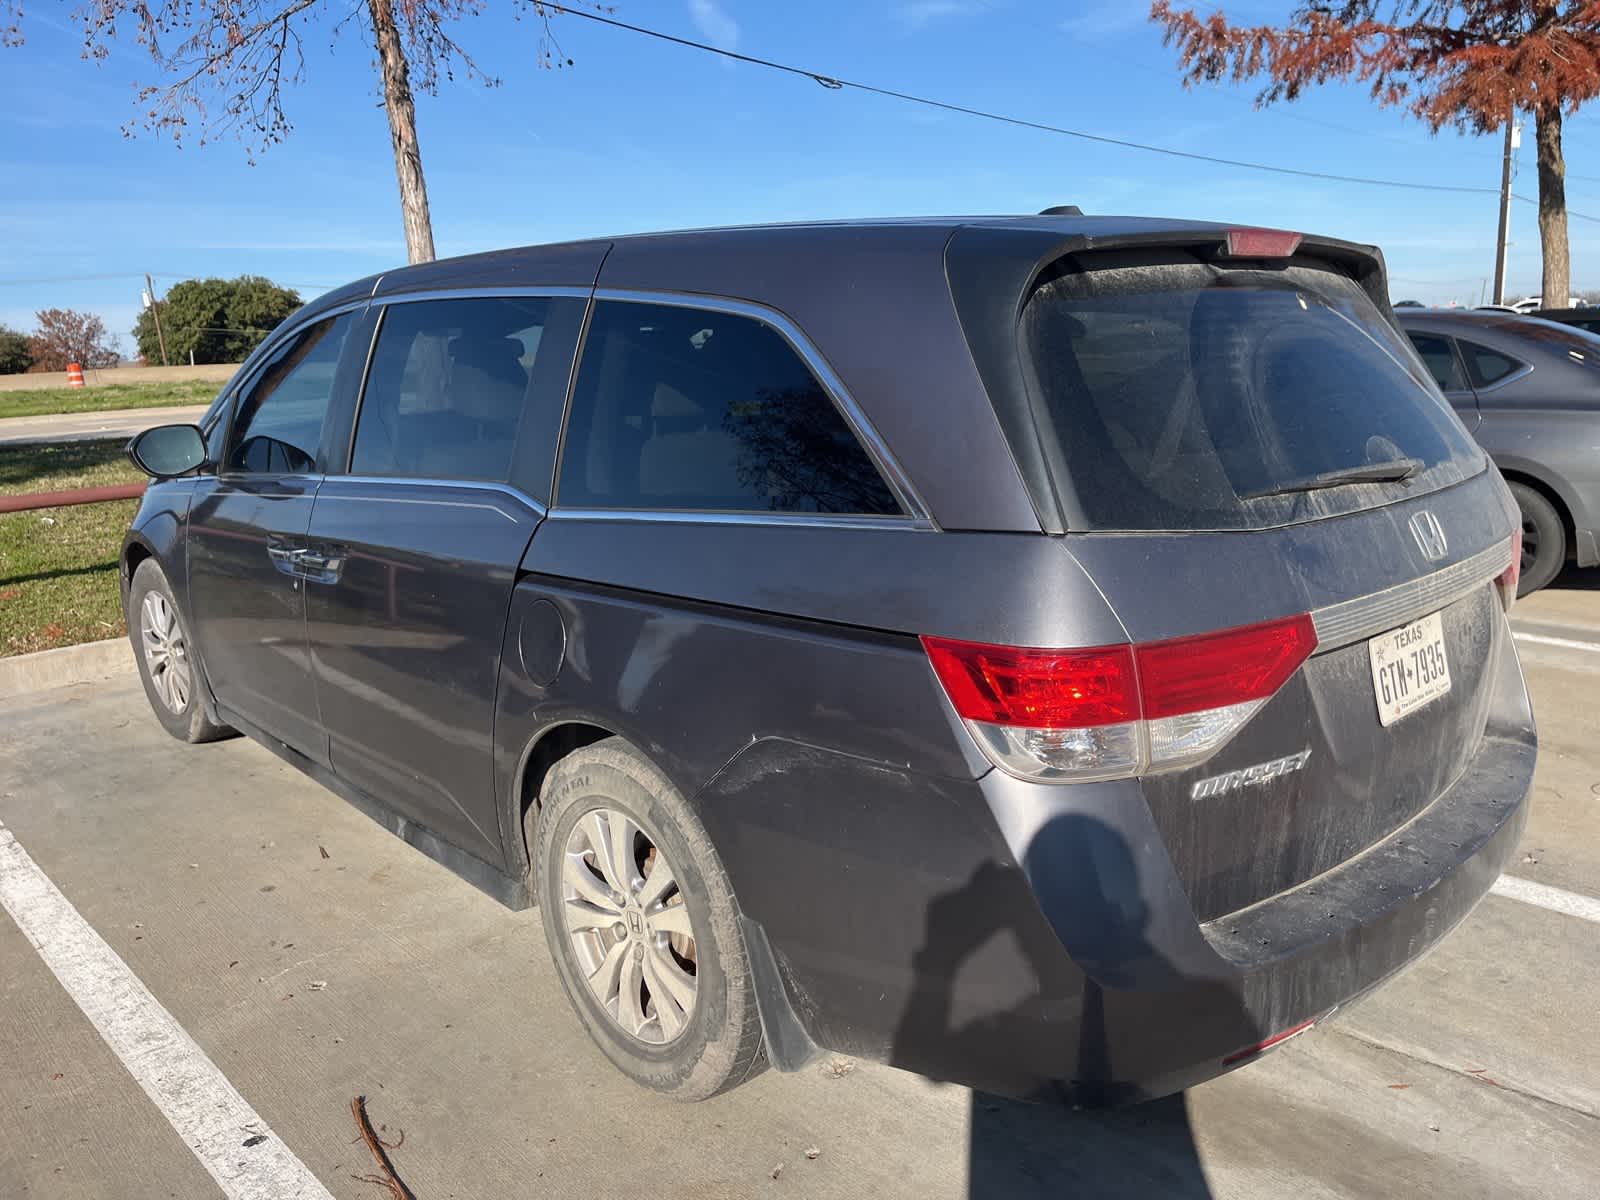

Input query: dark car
[1396,308,1600,593]
[121,216,1533,1105]
[1530,306,1600,335]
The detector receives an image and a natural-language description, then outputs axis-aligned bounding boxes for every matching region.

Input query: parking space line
[1491,874,1600,925]
[0,820,335,1200]
[1512,631,1600,654]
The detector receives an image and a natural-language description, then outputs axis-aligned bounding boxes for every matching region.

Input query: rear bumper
[964,716,1532,1104]
[1102,725,1531,1101]
[704,618,1535,1103]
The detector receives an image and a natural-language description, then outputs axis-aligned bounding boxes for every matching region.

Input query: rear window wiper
[1243,457,1423,500]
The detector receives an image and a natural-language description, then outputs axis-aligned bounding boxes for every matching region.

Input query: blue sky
[5,0,1600,355]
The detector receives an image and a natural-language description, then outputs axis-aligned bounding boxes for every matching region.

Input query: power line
[160,326,285,335]
[544,2,1600,222]
[0,272,336,291]
[972,0,1496,160]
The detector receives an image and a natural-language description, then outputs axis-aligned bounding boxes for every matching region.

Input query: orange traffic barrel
[66,362,85,388]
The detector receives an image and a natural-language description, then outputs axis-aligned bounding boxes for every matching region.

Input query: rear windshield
[1018,252,1484,531]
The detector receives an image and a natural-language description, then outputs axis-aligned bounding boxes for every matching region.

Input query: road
[0,405,211,448]
[0,578,1597,1199]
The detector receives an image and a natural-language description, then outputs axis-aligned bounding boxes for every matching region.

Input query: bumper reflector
[1221,1018,1317,1066]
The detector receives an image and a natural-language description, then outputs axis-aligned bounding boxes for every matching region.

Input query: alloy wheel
[140,591,192,715]
[560,808,699,1045]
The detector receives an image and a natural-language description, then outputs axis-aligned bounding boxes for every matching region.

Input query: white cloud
[688,0,739,51]
[895,1,974,29]
[1060,4,1152,41]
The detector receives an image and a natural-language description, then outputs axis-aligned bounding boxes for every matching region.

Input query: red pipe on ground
[0,482,147,515]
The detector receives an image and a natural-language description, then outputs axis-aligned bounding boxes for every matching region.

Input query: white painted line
[0,820,334,1200]
[1491,874,1600,925]
[1512,631,1600,655]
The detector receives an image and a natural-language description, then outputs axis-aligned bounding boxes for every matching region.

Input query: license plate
[1368,611,1451,727]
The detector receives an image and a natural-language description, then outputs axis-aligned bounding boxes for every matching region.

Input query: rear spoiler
[943,221,1391,534]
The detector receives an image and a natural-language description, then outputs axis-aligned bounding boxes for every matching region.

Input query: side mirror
[127,424,208,479]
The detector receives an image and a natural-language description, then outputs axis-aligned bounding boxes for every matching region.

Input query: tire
[127,558,235,744]
[531,738,766,1100]
[1508,481,1566,597]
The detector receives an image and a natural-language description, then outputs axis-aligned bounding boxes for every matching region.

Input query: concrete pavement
[0,600,1597,1198]
[0,404,211,447]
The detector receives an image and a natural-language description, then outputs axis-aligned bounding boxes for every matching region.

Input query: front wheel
[531,738,766,1100]
[127,558,234,743]
[1508,482,1566,597]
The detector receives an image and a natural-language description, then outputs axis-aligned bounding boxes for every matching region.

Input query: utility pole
[143,273,170,366]
[1493,116,1520,305]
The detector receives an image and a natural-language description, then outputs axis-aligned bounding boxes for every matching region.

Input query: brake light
[920,641,1138,728]
[1224,227,1303,259]
[1496,530,1522,613]
[923,614,1317,783]
[1138,618,1318,719]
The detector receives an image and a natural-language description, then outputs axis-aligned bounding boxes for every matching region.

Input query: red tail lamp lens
[920,638,1138,729]
[1137,614,1319,720]
[923,614,1318,730]
[1224,228,1303,258]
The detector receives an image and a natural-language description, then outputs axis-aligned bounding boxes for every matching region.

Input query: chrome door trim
[545,507,934,532]
[322,475,547,521]
[374,285,594,306]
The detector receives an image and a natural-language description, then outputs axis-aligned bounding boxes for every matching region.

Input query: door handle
[293,545,347,585]
[266,541,305,577]
[266,540,345,584]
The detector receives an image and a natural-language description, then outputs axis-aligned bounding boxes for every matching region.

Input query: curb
[0,638,133,700]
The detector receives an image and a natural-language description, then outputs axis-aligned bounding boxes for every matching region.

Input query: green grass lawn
[0,440,143,656]
[0,377,224,420]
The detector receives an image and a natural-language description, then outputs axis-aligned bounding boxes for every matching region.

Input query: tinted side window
[557,301,900,515]
[1405,333,1468,392]
[226,313,353,474]
[1461,340,1524,387]
[352,297,552,483]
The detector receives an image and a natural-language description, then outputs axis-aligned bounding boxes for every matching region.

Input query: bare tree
[29,308,122,371]
[1152,1,1600,318]
[4,2,598,264]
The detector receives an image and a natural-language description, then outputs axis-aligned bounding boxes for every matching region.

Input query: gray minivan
[122,215,1534,1104]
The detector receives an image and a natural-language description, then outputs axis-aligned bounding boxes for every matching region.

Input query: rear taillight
[1496,530,1522,612]
[923,614,1317,783]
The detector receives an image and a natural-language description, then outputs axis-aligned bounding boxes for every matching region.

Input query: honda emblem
[1409,511,1448,561]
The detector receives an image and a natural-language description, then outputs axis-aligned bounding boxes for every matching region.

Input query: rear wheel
[530,738,765,1100]
[1508,481,1565,596]
[128,559,234,743]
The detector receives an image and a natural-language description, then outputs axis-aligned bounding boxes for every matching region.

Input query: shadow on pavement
[968,1092,1211,1199]
[1547,565,1600,591]
[894,811,1255,1198]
